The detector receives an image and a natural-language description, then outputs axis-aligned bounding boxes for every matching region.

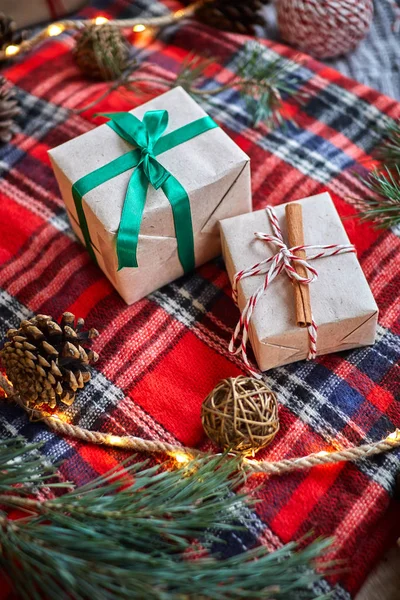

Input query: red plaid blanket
[0,2,399,598]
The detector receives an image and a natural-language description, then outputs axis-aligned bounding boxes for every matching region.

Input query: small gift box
[49,87,251,304]
[220,193,378,373]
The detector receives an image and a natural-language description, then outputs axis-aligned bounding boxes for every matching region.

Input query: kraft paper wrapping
[220,193,378,371]
[48,87,251,304]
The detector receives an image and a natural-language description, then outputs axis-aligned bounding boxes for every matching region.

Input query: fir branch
[234,43,303,128]
[173,52,218,92]
[357,166,400,228]
[353,119,400,229]
[376,119,400,167]
[74,43,305,129]
[175,43,305,128]
[0,437,69,493]
[0,437,333,600]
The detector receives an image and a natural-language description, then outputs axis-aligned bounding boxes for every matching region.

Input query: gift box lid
[49,86,250,245]
[220,193,378,354]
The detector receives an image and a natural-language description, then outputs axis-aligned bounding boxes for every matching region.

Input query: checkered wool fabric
[0,2,399,599]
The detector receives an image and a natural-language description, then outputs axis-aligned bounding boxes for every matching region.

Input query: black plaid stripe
[0,87,70,175]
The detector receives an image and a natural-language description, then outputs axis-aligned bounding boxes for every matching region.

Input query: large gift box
[49,87,251,304]
[220,193,378,372]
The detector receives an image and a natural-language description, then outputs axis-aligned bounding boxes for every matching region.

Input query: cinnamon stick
[285,203,312,328]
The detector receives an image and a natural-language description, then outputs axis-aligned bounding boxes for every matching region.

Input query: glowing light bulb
[47,24,64,36]
[5,45,19,57]
[133,24,146,32]
[51,412,70,423]
[174,452,191,464]
[93,16,109,25]
[386,430,400,443]
[107,435,125,446]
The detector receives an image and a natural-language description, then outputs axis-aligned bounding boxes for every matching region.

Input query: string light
[386,429,400,443]
[173,452,192,465]
[93,16,109,25]
[106,435,126,447]
[47,23,65,36]
[5,45,19,57]
[49,412,70,423]
[0,2,205,62]
[133,24,146,32]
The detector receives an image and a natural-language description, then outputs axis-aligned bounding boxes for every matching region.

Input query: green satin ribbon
[71,110,218,272]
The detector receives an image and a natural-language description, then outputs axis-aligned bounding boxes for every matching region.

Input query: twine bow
[71,109,218,272]
[229,205,356,377]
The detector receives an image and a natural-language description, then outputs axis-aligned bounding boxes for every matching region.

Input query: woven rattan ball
[201,376,279,456]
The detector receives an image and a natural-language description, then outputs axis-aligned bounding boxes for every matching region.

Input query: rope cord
[1,374,399,475]
[0,1,206,62]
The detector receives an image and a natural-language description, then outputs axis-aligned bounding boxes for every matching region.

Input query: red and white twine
[229,206,356,378]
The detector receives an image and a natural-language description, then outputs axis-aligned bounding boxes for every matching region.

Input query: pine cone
[1,313,99,411]
[0,13,26,50]
[73,23,131,81]
[0,76,20,144]
[195,0,269,34]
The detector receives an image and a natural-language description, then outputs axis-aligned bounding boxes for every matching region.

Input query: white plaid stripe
[0,288,34,332]
[314,580,352,600]
[150,275,223,327]
[49,210,79,239]
[63,370,125,428]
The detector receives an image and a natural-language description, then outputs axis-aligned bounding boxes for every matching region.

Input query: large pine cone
[195,0,269,34]
[0,76,20,144]
[1,313,99,410]
[73,23,131,81]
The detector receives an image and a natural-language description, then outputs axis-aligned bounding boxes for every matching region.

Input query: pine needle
[174,43,306,128]
[0,437,333,600]
[353,118,400,229]
[358,166,400,228]
[376,119,400,167]
[75,42,305,130]
[174,51,216,92]
[0,437,70,493]
[235,43,304,128]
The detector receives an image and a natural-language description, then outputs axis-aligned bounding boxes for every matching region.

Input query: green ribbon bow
[71,109,218,271]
